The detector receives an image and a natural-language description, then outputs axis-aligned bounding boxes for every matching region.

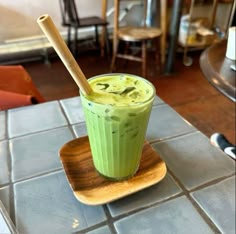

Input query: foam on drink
[85,74,154,106]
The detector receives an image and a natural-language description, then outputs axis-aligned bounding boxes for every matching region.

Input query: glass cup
[80,73,155,181]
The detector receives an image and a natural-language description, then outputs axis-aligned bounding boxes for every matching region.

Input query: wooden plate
[59,136,167,205]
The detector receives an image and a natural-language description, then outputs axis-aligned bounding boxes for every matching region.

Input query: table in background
[0,96,235,234]
[200,39,236,102]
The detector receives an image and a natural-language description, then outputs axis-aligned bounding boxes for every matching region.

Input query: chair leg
[95,26,105,57]
[100,25,106,57]
[123,41,130,69]
[105,27,110,57]
[111,40,119,72]
[95,26,99,47]
[73,27,78,57]
[141,40,147,78]
[155,37,162,74]
[67,26,71,50]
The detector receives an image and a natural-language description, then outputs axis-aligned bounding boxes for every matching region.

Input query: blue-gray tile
[146,105,196,142]
[14,171,107,234]
[114,196,213,234]
[60,97,85,125]
[152,132,235,190]
[0,200,16,234]
[86,225,112,234]
[107,173,182,217]
[0,186,10,213]
[152,96,164,106]
[0,141,10,185]
[10,127,74,182]
[0,112,6,141]
[72,123,88,137]
[191,176,235,234]
[8,101,68,138]
[0,211,11,234]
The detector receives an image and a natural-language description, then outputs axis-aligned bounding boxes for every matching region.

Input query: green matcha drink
[80,73,155,181]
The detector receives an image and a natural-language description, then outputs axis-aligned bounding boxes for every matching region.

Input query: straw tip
[37,14,49,23]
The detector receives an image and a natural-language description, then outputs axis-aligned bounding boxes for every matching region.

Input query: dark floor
[23,49,235,145]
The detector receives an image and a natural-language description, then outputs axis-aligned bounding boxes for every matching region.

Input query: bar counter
[0,96,235,234]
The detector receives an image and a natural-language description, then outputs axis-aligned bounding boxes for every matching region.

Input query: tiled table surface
[0,96,235,234]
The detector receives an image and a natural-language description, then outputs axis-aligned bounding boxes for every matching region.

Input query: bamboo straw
[37,14,92,95]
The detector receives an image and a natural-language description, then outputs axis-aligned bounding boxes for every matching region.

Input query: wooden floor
[23,50,235,145]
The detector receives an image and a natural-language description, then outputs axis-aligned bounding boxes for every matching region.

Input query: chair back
[59,0,80,26]
[111,0,165,77]
[114,0,148,30]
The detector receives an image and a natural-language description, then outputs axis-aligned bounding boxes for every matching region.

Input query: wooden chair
[59,0,109,57]
[110,0,164,78]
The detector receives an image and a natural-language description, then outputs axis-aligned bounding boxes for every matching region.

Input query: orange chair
[0,65,45,110]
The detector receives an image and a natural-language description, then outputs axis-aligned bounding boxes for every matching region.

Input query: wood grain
[59,136,167,205]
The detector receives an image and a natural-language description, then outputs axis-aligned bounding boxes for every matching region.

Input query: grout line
[5,110,16,226]
[11,168,64,185]
[103,205,118,234]
[57,101,78,139]
[72,221,109,234]
[35,167,235,234]
[72,194,189,234]
[5,110,9,140]
[166,168,222,233]
[189,173,236,193]
[7,124,76,141]
[149,130,198,144]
